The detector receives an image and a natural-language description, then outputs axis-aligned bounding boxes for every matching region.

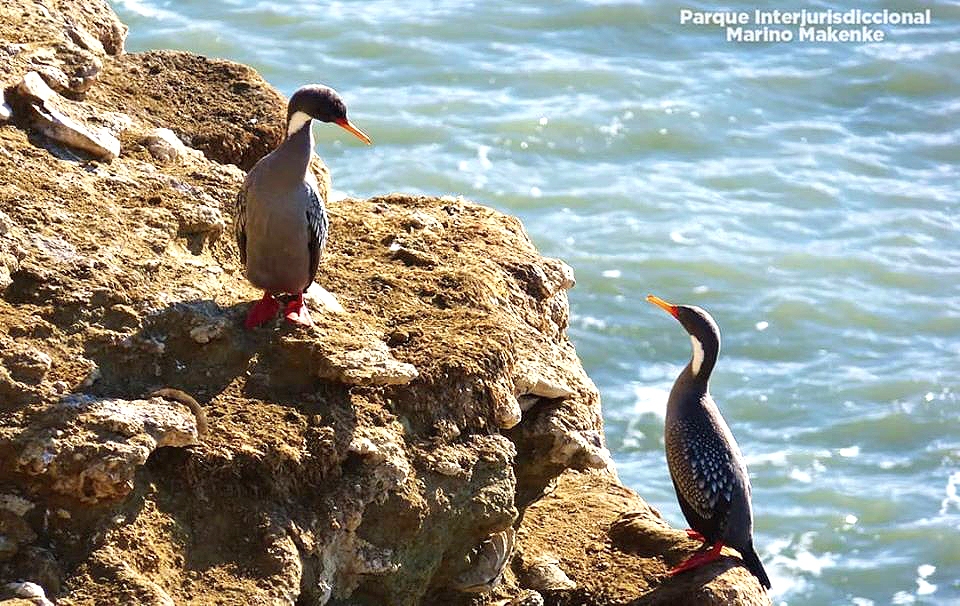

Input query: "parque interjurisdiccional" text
[679,9,931,44]
[679,9,931,28]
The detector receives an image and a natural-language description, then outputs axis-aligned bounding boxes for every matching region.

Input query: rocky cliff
[0,2,770,605]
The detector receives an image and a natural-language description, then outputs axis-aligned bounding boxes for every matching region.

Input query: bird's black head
[286,84,371,144]
[288,85,346,124]
[647,294,721,378]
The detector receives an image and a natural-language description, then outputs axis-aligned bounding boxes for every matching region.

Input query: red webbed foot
[685,529,707,542]
[284,294,313,326]
[669,541,724,576]
[245,293,281,329]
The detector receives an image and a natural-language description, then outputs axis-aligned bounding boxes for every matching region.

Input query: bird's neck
[688,333,717,383]
[680,361,710,393]
[666,363,710,422]
[286,111,312,138]
[667,344,716,405]
[666,334,719,422]
[279,113,314,177]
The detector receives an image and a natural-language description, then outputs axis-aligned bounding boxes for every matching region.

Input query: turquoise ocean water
[110,1,960,603]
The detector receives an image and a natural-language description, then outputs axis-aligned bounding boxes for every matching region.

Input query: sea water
[111,1,960,602]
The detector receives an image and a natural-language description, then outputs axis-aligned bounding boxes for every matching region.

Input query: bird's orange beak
[335,118,372,145]
[647,294,679,318]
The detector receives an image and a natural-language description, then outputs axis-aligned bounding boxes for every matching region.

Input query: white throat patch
[690,334,705,376]
[287,111,312,137]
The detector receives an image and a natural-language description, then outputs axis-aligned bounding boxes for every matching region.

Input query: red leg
[245,292,280,329]
[284,293,313,326]
[685,529,706,542]
[669,541,724,576]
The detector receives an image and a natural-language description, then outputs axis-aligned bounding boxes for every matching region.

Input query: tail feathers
[740,543,771,589]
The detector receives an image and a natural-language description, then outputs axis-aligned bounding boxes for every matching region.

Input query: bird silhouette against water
[647,294,770,589]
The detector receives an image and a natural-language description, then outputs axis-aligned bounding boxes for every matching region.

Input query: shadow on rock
[82,299,257,402]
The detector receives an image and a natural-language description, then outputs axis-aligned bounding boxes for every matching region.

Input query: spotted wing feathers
[667,419,739,522]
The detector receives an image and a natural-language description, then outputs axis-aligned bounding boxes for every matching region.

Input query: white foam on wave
[916,575,936,596]
[631,384,668,419]
[744,450,788,467]
[113,0,186,22]
[764,531,838,598]
[916,563,937,596]
[839,445,860,457]
[598,116,625,137]
[572,314,607,330]
[860,40,960,62]
[634,361,679,383]
[476,145,492,169]
[938,470,960,515]
[669,229,693,244]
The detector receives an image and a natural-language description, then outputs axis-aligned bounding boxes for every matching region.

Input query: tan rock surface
[505,471,770,606]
